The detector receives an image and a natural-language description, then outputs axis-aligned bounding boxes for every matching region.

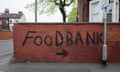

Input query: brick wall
[14,23,120,62]
[0,31,13,40]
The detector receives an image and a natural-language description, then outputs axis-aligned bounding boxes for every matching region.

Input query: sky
[0,0,62,22]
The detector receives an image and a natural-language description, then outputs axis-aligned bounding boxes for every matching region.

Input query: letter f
[22,31,36,46]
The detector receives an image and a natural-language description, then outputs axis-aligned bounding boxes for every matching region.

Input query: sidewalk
[3,60,120,72]
[0,54,12,71]
[1,53,120,72]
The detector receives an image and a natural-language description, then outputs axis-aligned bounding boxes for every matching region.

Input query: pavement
[1,40,120,72]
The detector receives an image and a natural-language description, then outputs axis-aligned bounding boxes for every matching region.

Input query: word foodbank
[22,31,103,47]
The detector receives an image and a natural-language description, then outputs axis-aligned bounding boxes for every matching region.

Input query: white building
[78,0,119,23]
[89,0,119,22]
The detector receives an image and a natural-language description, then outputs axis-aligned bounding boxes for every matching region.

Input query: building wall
[0,18,9,31]
[0,19,2,30]
[78,0,120,22]
[9,15,26,31]
[19,15,26,22]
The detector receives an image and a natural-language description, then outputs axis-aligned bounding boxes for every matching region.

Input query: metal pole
[35,0,37,23]
[102,0,111,65]
[102,7,107,64]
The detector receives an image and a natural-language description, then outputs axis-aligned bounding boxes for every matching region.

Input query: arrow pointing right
[56,49,68,58]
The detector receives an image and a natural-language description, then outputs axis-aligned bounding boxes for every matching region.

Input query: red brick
[14,23,120,62]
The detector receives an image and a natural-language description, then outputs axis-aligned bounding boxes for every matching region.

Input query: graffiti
[14,24,120,62]
[56,49,68,58]
[22,31,103,47]
[44,35,52,46]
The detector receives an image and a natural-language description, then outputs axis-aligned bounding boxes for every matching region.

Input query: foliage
[67,7,77,23]
[25,0,77,22]
[25,0,57,15]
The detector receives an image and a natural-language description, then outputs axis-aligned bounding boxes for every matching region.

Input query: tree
[54,0,73,22]
[25,0,77,22]
[67,7,77,23]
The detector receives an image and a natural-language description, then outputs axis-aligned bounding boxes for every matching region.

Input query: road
[1,40,120,72]
[0,40,13,57]
[0,40,13,71]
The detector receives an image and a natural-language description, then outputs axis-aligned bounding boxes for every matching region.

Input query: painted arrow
[56,49,68,58]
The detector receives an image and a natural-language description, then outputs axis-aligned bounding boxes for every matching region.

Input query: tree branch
[54,0,60,5]
[65,0,73,6]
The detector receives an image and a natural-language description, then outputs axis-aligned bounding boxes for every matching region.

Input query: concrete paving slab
[3,63,120,72]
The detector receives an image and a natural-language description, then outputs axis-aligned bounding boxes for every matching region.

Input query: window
[89,0,101,22]
[16,20,18,23]
[9,20,12,24]
[107,1,113,22]
[91,2,99,22]
[89,0,119,22]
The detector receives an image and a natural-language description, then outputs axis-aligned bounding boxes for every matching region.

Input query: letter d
[56,31,63,46]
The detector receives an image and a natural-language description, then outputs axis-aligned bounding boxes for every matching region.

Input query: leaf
[25,0,77,22]
[67,7,77,23]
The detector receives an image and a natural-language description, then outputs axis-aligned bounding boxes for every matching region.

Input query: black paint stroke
[56,49,68,58]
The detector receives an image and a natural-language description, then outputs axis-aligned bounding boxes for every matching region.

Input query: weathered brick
[14,23,120,62]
